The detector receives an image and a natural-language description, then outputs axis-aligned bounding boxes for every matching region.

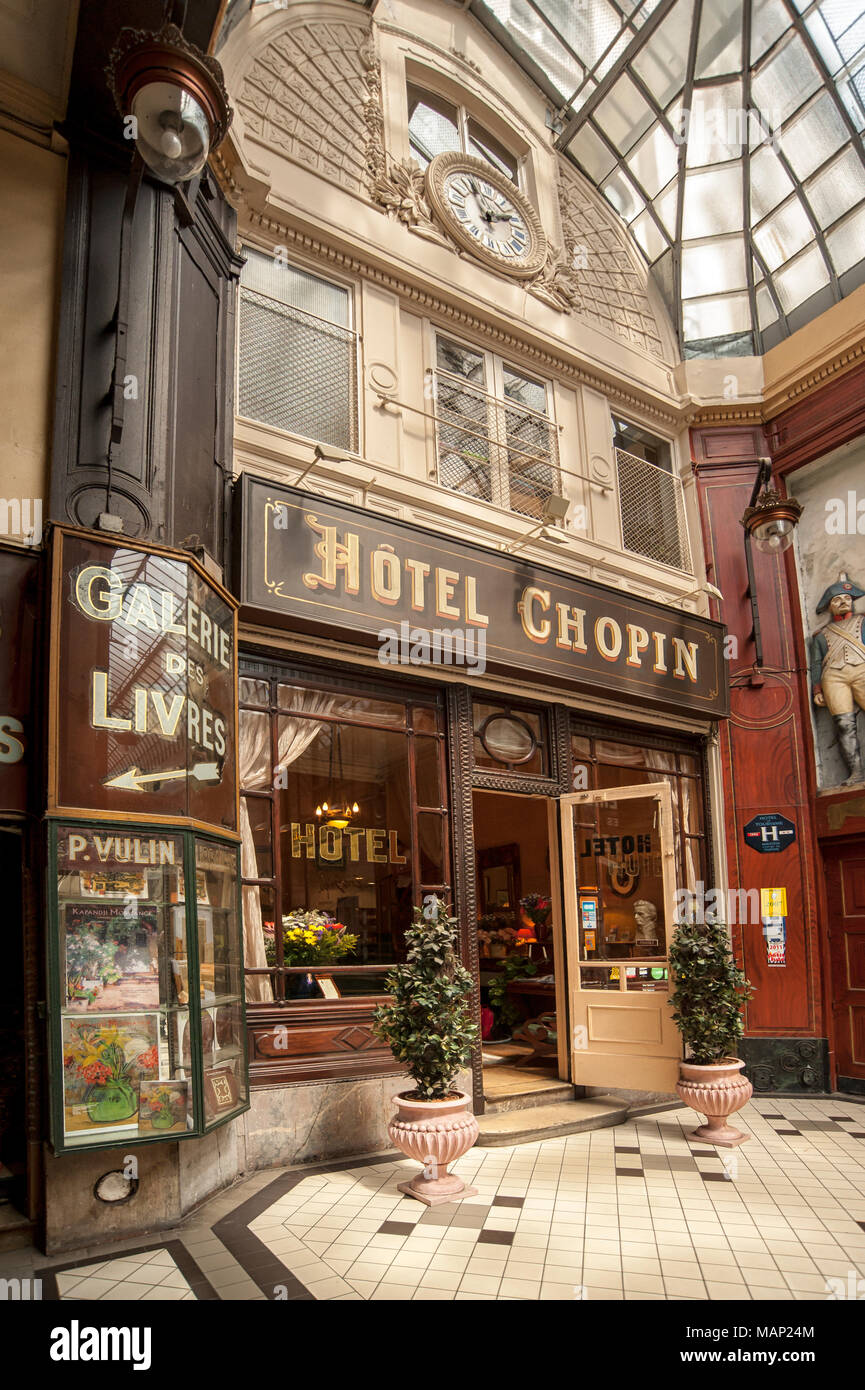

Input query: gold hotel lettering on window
[290,823,407,864]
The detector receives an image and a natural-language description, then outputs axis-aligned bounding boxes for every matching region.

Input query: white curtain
[239,685,335,1002]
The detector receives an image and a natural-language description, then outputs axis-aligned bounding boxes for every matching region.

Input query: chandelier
[314,725,359,830]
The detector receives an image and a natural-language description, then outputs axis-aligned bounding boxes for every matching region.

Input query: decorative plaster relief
[371,156,452,247]
[555,161,664,359]
[367,361,399,395]
[235,16,381,200]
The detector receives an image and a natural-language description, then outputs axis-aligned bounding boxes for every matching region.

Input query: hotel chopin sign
[49,528,238,829]
[239,478,728,719]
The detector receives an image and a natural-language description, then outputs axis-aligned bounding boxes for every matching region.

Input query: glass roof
[470,0,865,357]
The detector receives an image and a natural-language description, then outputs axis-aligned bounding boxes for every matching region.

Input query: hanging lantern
[107,23,232,186]
[741,486,802,555]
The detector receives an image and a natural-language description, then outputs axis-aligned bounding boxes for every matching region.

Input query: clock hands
[465,175,510,224]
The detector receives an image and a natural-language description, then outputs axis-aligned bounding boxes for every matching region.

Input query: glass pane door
[561,784,681,1092]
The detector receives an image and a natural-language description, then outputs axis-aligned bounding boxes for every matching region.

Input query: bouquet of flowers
[477,922,519,954]
[263,909,358,967]
[517,895,553,928]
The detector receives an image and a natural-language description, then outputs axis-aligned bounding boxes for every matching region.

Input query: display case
[47,821,249,1152]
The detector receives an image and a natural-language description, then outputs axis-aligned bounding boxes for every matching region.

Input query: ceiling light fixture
[314,725,360,830]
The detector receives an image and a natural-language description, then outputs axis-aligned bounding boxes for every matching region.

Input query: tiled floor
[54,1248,197,1302]
[3,1096,864,1301]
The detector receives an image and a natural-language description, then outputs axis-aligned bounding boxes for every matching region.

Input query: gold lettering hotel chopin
[300,514,699,684]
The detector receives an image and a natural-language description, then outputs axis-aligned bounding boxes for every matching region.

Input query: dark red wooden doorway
[825,844,865,1091]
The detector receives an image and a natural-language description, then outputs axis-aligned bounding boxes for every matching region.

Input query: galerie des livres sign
[50,530,238,829]
[238,477,728,718]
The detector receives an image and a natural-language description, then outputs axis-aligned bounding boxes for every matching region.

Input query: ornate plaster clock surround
[424,151,547,278]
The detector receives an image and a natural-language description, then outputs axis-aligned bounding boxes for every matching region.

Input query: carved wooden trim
[446,684,484,1114]
[552,703,573,796]
[245,998,402,1087]
[471,770,560,796]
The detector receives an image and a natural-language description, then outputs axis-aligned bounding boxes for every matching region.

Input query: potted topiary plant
[668,915,755,1147]
[373,896,479,1205]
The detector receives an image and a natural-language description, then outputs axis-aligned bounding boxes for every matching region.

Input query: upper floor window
[433,334,559,521]
[408,83,519,185]
[612,417,691,573]
[238,247,358,452]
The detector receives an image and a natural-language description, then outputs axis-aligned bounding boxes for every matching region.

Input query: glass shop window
[407,83,520,184]
[473,699,549,777]
[239,673,449,1003]
[50,823,248,1151]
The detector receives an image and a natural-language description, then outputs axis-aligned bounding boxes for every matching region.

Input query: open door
[561,784,681,1093]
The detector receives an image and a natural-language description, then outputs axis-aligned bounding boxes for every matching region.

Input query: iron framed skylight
[469,0,865,357]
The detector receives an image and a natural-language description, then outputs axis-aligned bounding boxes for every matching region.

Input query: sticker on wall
[760,887,788,917]
[762,916,787,967]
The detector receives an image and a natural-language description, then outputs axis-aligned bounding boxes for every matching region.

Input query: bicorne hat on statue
[816,571,865,613]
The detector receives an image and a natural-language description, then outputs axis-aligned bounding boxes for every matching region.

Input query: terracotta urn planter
[388,1091,479,1206]
[676,1057,753,1147]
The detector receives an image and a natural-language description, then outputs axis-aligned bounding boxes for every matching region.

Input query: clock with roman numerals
[425,152,547,278]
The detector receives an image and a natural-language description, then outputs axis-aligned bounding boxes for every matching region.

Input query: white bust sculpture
[633,900,659,942]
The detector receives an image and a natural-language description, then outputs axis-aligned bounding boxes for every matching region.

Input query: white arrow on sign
[103,762,222,792]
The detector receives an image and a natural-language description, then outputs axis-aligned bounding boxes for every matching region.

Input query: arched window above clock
[407,81,520,187]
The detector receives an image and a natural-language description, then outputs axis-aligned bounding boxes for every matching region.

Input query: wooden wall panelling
[692,439,825,1043]
[767,360,865,475]
[248,1000,398,1086]
[49,142,241,565]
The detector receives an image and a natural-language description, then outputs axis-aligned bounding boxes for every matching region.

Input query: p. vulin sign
[50,530,238,830]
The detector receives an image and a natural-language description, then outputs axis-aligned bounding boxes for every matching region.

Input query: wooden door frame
[559,782,680,1090]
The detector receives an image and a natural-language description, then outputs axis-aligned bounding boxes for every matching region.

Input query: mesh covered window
[613,416,690,572]
[238,248,358,451]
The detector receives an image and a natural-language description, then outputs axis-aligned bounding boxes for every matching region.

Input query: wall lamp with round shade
[741,486,803,555]
[740,458,803,672]
[107,23,232,185]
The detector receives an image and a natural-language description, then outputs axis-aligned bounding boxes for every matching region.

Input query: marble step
[475,1096,628,1146]
[484,1083,575,1115]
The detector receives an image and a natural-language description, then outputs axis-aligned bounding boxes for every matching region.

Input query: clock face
[425,153,547,278]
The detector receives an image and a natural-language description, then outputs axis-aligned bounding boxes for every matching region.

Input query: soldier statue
[810,572,865,785]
